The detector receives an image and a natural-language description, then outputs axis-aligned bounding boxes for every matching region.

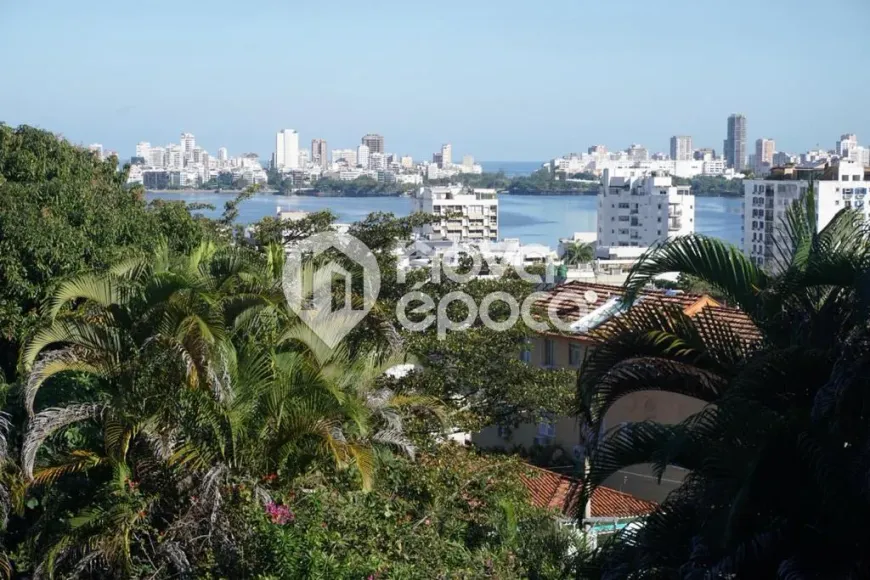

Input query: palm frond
[22,404,104,480]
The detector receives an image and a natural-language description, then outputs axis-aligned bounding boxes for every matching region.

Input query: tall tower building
[724,114,747,170]
[837,134,858,158]
[357,144,370,169]
[669,136,693,161]
[275,129,299,170]
[361,133,384,154]
[311,139,328,170]
[217,147,228,162]
[755,138,775,173]
[180,133,196,160]
[440,143,452,167]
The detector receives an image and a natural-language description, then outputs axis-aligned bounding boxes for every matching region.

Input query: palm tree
[18,242,440,576]
[561,241,596,267]
[578,188,870,578]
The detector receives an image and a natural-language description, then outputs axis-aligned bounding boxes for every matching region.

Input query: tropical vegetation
[0,123,582,578]
[578,188,870,577]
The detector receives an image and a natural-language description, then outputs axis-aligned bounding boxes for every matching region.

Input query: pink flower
[264,501,295,525]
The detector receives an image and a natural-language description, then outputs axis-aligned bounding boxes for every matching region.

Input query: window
[543,338,555,367]
[843,175,849,181]
[855,175,862,181]
[536,413,556,444]
[569,343,582,366]
[657,217,662,222]
[519,345,531,364]
[657,229,662,235]
[835,200,840,206]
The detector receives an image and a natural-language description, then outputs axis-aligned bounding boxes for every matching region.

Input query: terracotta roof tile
[534,281,762,345]
[520,465,656,519]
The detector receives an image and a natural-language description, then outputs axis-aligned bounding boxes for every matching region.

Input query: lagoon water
[145,191,744,249]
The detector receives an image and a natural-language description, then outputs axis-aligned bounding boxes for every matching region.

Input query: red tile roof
[520,465,656,519]
[534,281,762,345]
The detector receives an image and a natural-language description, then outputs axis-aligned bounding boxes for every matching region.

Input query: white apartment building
[441,143,452,167]
[135,141,151,161]
[149,147,165,168]
[357,144,370,169]
[180,133,196,160]
[332,148,357,168]
[275,129,299,170]
[166,145,183,169]
[413,186,499,242]
[597,169,695,252]
[217,147,228,163]
[88,143,104,160]
[744,160,870,270]
[369,152,386,171]
[670,136,693,161]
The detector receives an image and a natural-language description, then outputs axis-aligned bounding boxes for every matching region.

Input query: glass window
[536,413,556,444]
[843,175,849,181]
[569,343,582,366]
[543,338,555,367]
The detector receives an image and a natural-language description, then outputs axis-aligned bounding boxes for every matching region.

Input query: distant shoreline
[146,189,742,198]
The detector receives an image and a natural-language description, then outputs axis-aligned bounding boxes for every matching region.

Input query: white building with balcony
[744,160,870,270]
[413,186,499,242]
[596,169,695,254]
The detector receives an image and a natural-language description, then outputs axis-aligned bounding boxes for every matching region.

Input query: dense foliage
[579,189,870,577]
[0,125,581,578]
[0,124,210,379]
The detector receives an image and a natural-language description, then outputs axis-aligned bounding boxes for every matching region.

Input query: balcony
[668,219,683,231]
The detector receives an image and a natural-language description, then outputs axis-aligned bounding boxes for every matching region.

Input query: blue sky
[1,0,867,161]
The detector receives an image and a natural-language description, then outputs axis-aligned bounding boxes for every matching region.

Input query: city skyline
[2,0,868,160]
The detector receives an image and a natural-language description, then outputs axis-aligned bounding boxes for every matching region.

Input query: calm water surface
[146,191,744,248]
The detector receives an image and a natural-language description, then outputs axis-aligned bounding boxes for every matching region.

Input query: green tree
[580,189,870,577]
[0,124,208,379]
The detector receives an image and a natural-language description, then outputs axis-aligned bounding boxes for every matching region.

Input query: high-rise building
[311,139,328,170]
[836,134,860,163]
[217,147,228,162]
[361,134,384,154]
[724,114,747,170]
[88,143,104,160]
[755,138,775,174]
[414,186,499,242]
[150,147,165,168]
[135,141,151,161]
[597,169,695,250]
[588,145,607,155]
[275,129,299,170]
[400,155,414,169]
[180,133,196,160]
[440,143,452,167]
[626,144,649,163]
[369,152,386,171]
[192,147,204,164]
[332,149,357,167]
[462,155,475,169]
[743,160,868,271]
[166,145,184,169]
[669,136,693,161]
[298,149,310,167]
[357,144,370,169]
